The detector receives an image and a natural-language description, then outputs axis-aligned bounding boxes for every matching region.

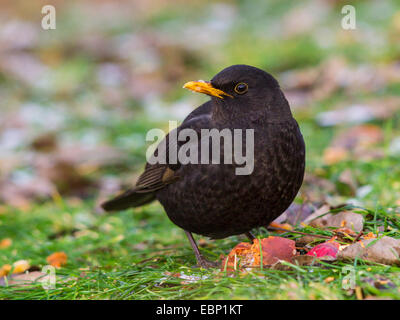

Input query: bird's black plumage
[102,64,306,267]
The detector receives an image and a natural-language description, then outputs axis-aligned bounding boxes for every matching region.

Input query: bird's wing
[134,162,179,193]
[101,102,213,211]
[135,100,212,192]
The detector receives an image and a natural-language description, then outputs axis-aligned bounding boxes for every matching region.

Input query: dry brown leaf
[323,125,384,165]
[273,202,315,226]
[0,271,75,288]
[292,255,318,266]
[338,236,400,266]
[332,125,383,150]
[46,252,68,268]
[317,98,400,126]
[30,132,58,153]
[0,175,55,209]
[361,275,396,290]
[282,54,400,106]
[331,227,361,244]
[301,173,337,204]
[338,169,358,195]
[302,204,331,225]
[0,271,47,287]
[295,235,323,246]
[333,227,358,238]
[308,210,364,233]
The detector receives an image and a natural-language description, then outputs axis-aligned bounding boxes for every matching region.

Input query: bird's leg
[184,231,218,268]
[245,231,256,243]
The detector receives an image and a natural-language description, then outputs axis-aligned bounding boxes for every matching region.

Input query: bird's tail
[101,189,156,212]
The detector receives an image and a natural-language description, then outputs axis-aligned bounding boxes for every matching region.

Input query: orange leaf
[323,147,348,165]
[268,222,293,233]
[46,252,68,268]
[221,237,296,271]
[363,232,376,240]
[0,264,12,277]
[0,238,12,249]
[12,260,30,274]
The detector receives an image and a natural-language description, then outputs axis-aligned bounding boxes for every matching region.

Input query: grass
[1,200,400,299]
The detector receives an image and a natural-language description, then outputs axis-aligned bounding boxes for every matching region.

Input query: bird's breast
[156,119,305,238]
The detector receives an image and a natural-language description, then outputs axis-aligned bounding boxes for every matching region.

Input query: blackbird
[102,65,305,268]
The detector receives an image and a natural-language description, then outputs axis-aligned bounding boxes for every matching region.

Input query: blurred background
[0,0,399,219]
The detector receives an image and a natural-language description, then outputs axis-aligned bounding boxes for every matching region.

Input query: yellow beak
[183,81,232,99]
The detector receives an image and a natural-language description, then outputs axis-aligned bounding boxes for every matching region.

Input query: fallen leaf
[302,204,331,225]
[221,237,297,271]
[324,276,335,283]
[333,227,358,237]
[282,55,400,108]
[306,240,340,260]
[361,275,396,290]
[301,174,337,204]
[30,132,58,153]
[338,169,358,195]
[323,147,348,165]
[338,236,400,266]
[332,227,359,242]
[363,232,376,240]
[36,158,91,195]
[316,98,400,126]
[0,238,12,249]
[0,173,55,209]
[273,202,315,226]
[309,211,364,233]
[221,242,253,271]
[292,254,319,266]
[46,252,67,268]
[12,260,30,274]
[295,235,324,246]
[257,237,297,266]
[0,270,75,288]
[0,264,12,277]
[323,125,384,164]
[330,125,383,148]
[0,271,48,287]
[268,221,293,233]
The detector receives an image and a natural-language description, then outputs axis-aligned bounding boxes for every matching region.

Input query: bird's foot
[245,231,256,243]
[195,256,219,269]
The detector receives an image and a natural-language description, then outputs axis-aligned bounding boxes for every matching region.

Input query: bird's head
[183,64,292,123]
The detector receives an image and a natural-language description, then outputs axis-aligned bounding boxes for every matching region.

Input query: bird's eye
[234,82,248,94]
